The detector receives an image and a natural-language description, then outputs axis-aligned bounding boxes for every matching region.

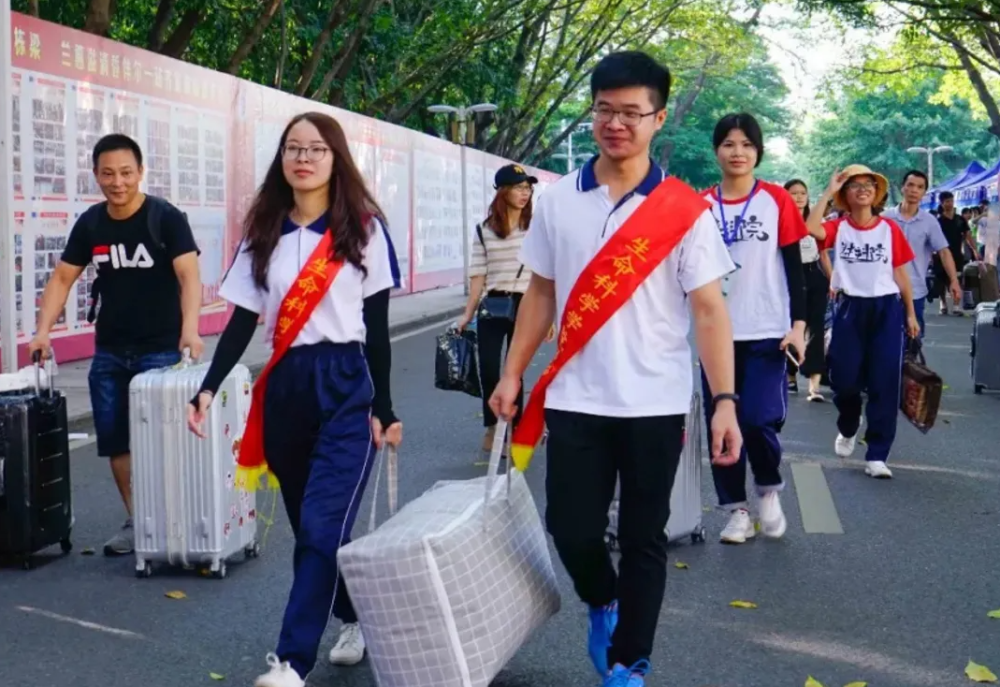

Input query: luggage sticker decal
[225,472,234,490]
[244,382,250,395]
[224,423,230,437]
[223,522,231,539]
[221,391,228,407]
[232,438,241,464]
[230,504,238,520]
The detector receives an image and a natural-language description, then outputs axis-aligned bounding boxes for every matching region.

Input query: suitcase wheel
[136,561,153,578]
[691,527,707,544]
[244,542,261,559]
[60,537,72,554]
[211,562,228,580]
[21,556,33,571]
[975,384,985,395]
[604,532,620,553]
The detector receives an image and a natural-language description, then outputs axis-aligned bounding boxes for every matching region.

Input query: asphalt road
[1,310,999,687]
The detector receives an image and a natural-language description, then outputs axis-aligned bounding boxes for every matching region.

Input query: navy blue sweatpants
[263,342,375,679]
[702,338,787,508]
[826,294,904,463]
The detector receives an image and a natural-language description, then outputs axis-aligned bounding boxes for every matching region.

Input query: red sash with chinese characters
[510,178,710,471]
[236,231,344,491]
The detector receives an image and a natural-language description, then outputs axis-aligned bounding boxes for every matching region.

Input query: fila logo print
[93,244,155,269]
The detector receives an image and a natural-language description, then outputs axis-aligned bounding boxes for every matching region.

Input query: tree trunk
[83,0,117,36]
[147,0,178,52]
[294,0,353,96]
[318,0,384,104]
[955,46,1000,137]
[225,0,283,75]
[27,0,40,17]
[159,8,203,59]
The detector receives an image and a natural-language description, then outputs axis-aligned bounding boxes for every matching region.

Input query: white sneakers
[328,622,366,666]
[720,508,756,544]
[720,494,786,545]
[835,433,857,458]
[834,433,893,479]
[864,460,893,479]
[254,654,304,687]
[253,624,366,687]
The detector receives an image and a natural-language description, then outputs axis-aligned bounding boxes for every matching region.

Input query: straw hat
[833,164,890,211]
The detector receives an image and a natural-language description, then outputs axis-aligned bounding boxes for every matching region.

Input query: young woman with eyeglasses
[701,113,816,545]
[784,179,830,402]
[456,164,537,452]
[186,112,402,687]
[808,165,919,480]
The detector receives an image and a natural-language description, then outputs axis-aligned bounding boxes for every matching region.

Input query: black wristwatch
[713,393,740,408]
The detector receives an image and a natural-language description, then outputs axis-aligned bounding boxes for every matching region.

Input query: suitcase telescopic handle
[31,349,56,397]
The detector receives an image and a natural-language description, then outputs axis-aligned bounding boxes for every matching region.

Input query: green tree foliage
[13,0,782,162]
[793,76,999,200]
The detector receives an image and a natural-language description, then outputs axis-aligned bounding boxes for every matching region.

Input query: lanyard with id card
[716,180,759,297]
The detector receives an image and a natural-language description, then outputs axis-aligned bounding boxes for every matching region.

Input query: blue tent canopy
[953,160,1000,203]
[935,161,987,192]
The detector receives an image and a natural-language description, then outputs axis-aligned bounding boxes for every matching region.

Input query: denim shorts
[89,347,182,458]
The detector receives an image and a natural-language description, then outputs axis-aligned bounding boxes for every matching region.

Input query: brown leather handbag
[900,338,943,434]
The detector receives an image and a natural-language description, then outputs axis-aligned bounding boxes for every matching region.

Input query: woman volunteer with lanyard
[701,113,814,545]
[186,112,402,687]
[457,164,537,452]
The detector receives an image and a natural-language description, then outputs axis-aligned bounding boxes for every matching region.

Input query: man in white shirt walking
[490,51,741,687]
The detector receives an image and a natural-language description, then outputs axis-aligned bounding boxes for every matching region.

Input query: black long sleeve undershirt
[781,243,807,324]
[193,288,397,428]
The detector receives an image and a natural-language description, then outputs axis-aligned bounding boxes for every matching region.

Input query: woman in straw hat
[701,113,816,545]
[807,165,920,480]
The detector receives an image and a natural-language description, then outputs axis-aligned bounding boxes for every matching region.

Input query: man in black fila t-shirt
[28,134,204,556]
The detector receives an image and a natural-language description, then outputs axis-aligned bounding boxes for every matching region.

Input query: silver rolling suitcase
[130,358,260,579]
[606,393,706,550]
[971,302,1000,394]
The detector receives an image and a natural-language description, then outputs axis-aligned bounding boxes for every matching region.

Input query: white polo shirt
[519,157,735,418]
[220,215,400,347]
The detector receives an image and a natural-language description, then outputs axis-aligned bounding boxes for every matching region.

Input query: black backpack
[83,195,172,323]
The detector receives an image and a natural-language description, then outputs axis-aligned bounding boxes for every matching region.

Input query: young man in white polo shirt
[490,51,741,687]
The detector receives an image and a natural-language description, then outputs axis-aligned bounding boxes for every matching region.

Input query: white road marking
[789,462,844,534]
[390,318,457,343]
[69,436,97,451]
[16,606,143,639]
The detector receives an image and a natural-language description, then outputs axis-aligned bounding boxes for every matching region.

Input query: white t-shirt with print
[519,162,735,419]
[701,181,808,341]
[820,216,915,297]
[220,217,398,348]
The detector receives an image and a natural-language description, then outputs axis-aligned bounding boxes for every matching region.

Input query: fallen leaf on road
[729,600,757,609]
[164,590,187,600]
[987,609,1000,619]
[199,569,212,577]
[966,660,998,683]
[473,461,490,467]
[674,561,689,569]
[859,439,867,446]
[209,673,225,681]
[843,682,868,687]
[81,547,95,556]
[804,677,824,687]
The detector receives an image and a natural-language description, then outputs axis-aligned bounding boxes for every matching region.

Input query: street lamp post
[558,119,592,172]
[427,103,499,297]
[907,144,954,190]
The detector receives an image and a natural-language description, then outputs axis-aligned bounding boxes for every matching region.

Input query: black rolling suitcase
[0,353,73,569]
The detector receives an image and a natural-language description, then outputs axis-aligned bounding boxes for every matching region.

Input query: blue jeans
[89,347,182,457]
[913,297,926,339]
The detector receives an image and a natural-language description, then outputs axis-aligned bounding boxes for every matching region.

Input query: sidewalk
[59,285,467,431]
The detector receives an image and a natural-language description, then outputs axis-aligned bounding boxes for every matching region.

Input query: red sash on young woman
[510,178,709,471]
[236,231,344,491]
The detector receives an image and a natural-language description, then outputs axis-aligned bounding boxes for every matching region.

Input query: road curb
[65,305,465,436]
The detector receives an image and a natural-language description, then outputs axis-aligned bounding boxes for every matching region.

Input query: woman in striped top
[457,164,536,451]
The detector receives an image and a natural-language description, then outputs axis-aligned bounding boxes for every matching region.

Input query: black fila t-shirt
[61,196,200,353]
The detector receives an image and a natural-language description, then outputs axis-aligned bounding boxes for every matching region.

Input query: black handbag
[475,223,524,322]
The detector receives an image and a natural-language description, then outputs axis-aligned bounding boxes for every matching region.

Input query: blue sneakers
[602,660,651,686]
[587,601,619,676]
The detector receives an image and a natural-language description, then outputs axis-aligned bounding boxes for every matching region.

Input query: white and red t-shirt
[821,216,915,297]
[702,181,808,341]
